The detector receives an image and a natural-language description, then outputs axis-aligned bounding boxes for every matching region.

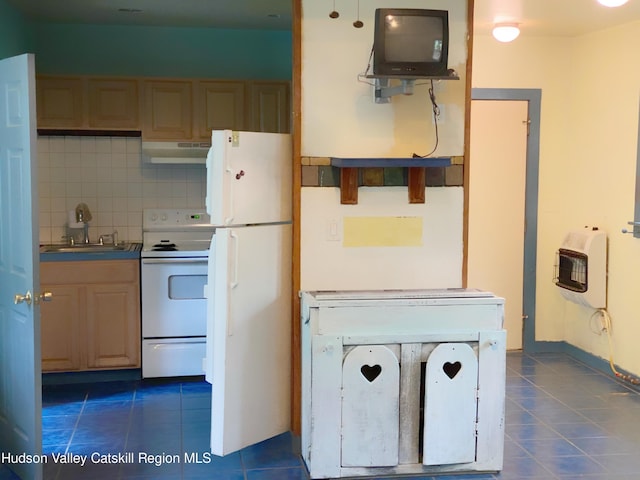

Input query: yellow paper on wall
[343,216,423,247]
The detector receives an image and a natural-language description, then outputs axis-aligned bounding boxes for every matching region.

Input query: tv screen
[373,9,449,77]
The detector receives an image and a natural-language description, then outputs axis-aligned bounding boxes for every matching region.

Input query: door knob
[35,291,53,304]
[14,291,52,306]
[14,291,33,305]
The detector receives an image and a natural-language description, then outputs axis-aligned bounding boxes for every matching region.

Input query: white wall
[301,0,468,291]
[302,0,467,157]
[37,136,205,244]
[472,21,640,374]
[301,187,463,290]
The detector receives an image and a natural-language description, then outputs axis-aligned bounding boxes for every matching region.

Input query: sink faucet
[98,230,119,246]
[75,203,93,244]
[82,223,90,244]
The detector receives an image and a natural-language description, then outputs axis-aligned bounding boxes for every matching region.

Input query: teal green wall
[34,23,292,80]
[0,0,34,59]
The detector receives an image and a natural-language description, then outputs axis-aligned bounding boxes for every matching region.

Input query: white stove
[141,209,215,378]
[142,209,214,258]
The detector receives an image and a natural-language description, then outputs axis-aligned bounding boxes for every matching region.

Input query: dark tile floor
[3,352,640,479]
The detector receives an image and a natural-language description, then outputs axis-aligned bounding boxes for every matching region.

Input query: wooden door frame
[291,0,302,435]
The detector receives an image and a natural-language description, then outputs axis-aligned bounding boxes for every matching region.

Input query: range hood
[141,141,210,164]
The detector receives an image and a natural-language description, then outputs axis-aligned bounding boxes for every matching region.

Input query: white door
[206,130,292,226]
[206,223,292,456]
[0,53,43,480]
[467,100,528,350]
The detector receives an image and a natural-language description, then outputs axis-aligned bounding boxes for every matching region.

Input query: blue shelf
[330,157,451,168]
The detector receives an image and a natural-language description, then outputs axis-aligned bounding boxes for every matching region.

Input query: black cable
[357,45,375,84]
[412,79,440,158]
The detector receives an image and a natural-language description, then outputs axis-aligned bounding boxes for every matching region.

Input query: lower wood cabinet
[40,260,141,372]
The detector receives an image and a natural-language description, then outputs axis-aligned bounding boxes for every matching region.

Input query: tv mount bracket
[367,73,459,104]
[373,77,415,104]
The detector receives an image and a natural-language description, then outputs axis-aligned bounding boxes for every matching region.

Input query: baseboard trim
[42,369,142,385]
[526,340,640,391]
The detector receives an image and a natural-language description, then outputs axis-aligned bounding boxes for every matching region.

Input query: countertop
[40,242,142,262]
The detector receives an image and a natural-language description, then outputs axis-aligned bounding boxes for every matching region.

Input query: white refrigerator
[204,129,292,456]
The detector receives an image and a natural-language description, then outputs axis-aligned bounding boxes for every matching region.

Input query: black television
[373,8,449,77]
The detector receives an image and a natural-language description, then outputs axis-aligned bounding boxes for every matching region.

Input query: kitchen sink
[40,243,137,253]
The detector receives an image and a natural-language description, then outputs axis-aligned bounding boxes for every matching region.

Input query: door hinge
[522,118,531,136]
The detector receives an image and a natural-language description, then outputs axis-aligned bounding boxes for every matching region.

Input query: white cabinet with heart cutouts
[300,289,506,479]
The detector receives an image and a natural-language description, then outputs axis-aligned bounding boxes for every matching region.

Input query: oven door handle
[142,258,208,265]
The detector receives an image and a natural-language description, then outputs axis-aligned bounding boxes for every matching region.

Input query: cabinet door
[143,80,193,140]
[197,81,246,140]
[36,76,84,128]
[85,283,140,369]
[40,285,83,372]
[248,81,290,133]
[88,78,140,129]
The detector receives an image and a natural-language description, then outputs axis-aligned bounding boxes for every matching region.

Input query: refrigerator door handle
[230,231,239,290]
[205,146,213,216]
[226,230,239,337]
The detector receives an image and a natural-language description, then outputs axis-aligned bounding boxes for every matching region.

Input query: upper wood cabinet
[87,78,140,129]
[36,76,84,128]
[36,75,291,138]
[36,75,141,130]
[142,79,291,140]
[249,81,291,133]
[196,80,246,140]
[143,79,249,141]
[142,79,193,140]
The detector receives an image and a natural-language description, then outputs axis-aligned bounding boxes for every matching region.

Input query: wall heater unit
[554,227,607,309]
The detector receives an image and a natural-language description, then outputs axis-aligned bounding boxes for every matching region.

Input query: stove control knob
[150,213,158,222]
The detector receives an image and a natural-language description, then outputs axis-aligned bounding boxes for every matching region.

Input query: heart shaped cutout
[443,361,462,379]
[361,364,382,383]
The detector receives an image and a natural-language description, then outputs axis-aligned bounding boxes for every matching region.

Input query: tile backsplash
[38,136,206,245]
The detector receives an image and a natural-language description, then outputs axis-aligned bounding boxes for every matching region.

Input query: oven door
[141,257,208,337]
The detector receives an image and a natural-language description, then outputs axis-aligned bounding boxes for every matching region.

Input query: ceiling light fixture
[492,23,520,43]
[597,0,628,6]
